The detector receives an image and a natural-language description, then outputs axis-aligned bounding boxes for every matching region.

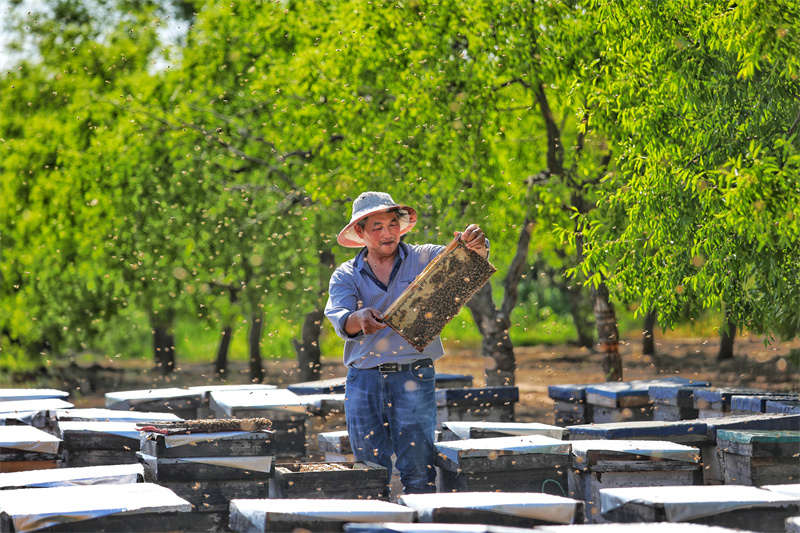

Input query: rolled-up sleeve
[324,268,361,340]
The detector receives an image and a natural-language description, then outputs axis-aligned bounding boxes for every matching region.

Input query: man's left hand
[456,224,488,258]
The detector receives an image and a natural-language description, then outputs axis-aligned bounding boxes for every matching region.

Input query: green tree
[576,0,800,344]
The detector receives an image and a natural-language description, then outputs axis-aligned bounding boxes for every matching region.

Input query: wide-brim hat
[337,191,417,248]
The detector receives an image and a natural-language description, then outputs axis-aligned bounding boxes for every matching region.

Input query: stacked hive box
[585,377,709,424]
[58,421,143,467]
[137,418,274,527]
[730,394,799,415]
[692,387,783,418]
[434,435,570,494]
[548,382,596,427]
[568,412,800,485]
[567,439,701,523]
[716,429,800,485]
[106,387,204,420]
[209,389,308,459]
[435,386,519,429]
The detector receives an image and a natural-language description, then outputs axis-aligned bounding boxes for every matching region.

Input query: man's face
[355,211,401,258]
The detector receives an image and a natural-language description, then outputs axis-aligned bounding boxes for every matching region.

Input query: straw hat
[337,191,417,248]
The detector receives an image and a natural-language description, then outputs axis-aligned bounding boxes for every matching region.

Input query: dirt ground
[64,332,800,424]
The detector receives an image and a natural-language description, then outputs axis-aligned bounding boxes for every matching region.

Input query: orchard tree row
[2,0,798,384]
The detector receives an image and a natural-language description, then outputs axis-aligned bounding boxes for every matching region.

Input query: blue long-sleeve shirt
[324,241,446,368]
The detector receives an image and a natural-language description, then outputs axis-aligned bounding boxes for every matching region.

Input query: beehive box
[701,413,800,485]
[435,386,518,428]
[717,429,800,486]
[53,407,182,425]
[548,382,595,427]
[137,418,275,516]
[0,426,61,473]
[692,387,780,418]
[0,482,192,533]
[269,462,389,500]
[567,439,701,523]
[209,389,308,459]
[398,491,584,528]
[566,419,707,446]
[434,435,570,494]
[648,383,711,421]
[730,394,799,415]
[57,421,141,467]
[584,377,708,424]
[765,398,800,414]
[380,236,496,352]
[228,498,415,533]
[599,485,800,531]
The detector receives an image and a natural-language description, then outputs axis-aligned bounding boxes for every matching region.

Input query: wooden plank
[380,235,497,352]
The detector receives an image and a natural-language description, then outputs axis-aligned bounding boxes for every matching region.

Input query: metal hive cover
[380,235,497,352]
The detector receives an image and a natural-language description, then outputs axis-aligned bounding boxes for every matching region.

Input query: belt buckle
[379,362,399,372]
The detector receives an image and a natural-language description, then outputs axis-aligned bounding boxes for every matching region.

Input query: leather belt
[370,358,433,372]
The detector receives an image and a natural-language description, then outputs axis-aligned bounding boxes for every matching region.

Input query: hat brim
[337,205,417,248]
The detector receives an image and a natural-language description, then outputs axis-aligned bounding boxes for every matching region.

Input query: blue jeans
[344,362,437,494]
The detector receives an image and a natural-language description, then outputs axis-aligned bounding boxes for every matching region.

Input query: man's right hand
[346,307,387,336]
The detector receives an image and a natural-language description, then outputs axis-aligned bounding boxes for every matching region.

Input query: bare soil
[60,332,800,424]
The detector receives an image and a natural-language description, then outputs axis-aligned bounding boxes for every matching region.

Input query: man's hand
[456,224,489,258]
[346,307,387,336]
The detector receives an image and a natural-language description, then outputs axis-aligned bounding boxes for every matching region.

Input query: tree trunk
[467,283,516,386]
[718,308,737,361]
[214,287,238,379]
[152,322,175,376]
[248,312,264,383]
[642,308,657,356]
[293,308,324,382]
[214,325,233,379]
[292,248,335,382]
[566,283,594,348]
[592,282,622,381]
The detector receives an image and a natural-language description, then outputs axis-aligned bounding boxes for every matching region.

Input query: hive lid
[381,235,496,352]
[398,491,580,524]
[599,485,799,523]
